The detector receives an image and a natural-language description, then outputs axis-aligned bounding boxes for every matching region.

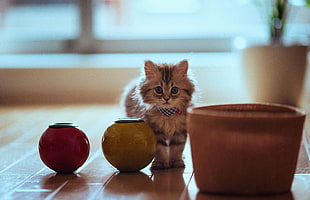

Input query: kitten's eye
[154,86,163,94]
[171,87,179,94]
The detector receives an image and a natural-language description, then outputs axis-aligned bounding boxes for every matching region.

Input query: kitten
[123,60,195,170]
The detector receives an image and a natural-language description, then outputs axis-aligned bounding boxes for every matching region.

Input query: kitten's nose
[163,97,170,102]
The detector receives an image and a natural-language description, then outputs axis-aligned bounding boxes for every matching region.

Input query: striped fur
[123,60,195,170]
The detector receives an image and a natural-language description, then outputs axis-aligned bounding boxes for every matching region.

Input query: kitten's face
[140,60,194,109]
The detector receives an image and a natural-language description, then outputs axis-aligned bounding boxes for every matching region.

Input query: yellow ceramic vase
[102,118,156,172]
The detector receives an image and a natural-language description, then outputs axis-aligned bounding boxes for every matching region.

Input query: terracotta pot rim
[189,103,305,119]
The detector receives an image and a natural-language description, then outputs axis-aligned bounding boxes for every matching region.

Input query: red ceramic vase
[39,123,90,173]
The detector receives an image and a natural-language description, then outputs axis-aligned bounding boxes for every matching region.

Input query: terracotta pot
[188,103,305,195]
[241,45,308,107]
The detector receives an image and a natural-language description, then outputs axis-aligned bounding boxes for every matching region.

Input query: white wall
[0,53,256,105]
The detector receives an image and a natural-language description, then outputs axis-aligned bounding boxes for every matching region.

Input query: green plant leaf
[306,0,310,8]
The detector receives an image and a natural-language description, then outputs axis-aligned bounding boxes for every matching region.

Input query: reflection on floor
[0,104,310,200]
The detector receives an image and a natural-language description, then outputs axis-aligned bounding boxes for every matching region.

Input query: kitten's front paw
[151,161,169,170]
[170,160,185,168]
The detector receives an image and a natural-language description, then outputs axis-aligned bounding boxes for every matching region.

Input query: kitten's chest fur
[146,108,186,136]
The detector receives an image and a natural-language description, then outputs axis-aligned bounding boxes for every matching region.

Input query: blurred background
[0,0,309,104]
[0,0,309,53]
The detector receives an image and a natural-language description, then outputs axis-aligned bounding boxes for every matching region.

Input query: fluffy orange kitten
[123,60,195,169]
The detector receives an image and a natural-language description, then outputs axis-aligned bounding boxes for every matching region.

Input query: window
[0,0,79,53]
[0,0,309,54]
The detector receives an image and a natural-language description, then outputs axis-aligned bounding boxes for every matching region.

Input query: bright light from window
[140,0,199,13]
[0,1,79,40]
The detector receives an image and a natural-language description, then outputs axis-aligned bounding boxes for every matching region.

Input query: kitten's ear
[144,60,157,78]
[176,60,188,75]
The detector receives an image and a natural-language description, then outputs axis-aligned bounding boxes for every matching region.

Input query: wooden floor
[1,104,310,200]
